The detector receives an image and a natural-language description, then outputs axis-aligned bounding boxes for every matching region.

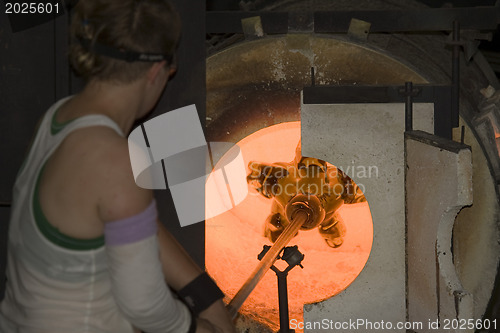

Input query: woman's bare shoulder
[67,126,153,223]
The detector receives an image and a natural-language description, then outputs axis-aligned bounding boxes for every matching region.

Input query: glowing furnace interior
[205,121,373,332]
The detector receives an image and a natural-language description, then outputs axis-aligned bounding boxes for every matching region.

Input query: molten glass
[247,139,365,248]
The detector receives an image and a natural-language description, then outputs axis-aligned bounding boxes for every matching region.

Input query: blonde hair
[69,0,180,83]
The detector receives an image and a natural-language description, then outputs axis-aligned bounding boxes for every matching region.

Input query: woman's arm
[97,137,193,333]
[97,135,235,333]
[156,221,236,333]
[156,221,202,289]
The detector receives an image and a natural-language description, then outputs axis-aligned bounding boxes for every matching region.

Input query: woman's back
[0,97,137,332]
[39,96,131,241]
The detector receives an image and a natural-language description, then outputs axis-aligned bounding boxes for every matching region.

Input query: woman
[0,1,235,332]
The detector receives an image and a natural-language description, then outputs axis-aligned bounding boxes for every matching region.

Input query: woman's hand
[196,317,223,333]
[198,300,237,333]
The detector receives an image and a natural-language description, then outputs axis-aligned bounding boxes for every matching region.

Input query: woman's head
[70,0,181,84]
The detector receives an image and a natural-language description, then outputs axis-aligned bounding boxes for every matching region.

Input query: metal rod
[405,81,413,132]
[452,20,460,128]
[226,211,308,319]
[276,270,291,333]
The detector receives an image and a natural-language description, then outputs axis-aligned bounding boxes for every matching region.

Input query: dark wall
[0,0,206,300]
[151,0,206,267]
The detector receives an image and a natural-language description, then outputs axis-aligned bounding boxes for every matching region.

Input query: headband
[77,36,174,63]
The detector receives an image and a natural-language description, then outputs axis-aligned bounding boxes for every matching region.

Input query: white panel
[301,99,433,333]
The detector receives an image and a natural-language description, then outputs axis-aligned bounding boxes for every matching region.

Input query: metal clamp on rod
[258,245,305,333]
[226,194,323,319]
[226,211,308,319]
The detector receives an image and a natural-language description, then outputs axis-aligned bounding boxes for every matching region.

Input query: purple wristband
[104,200,157,246]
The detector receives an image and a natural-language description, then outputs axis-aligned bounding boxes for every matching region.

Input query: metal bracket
[446,30,491,62]
[347,18,371,41]
[241,16,264,39]
[451,20,460,128]
[399,82,421,131]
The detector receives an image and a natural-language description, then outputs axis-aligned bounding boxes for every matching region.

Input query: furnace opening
[206,122,373,332]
